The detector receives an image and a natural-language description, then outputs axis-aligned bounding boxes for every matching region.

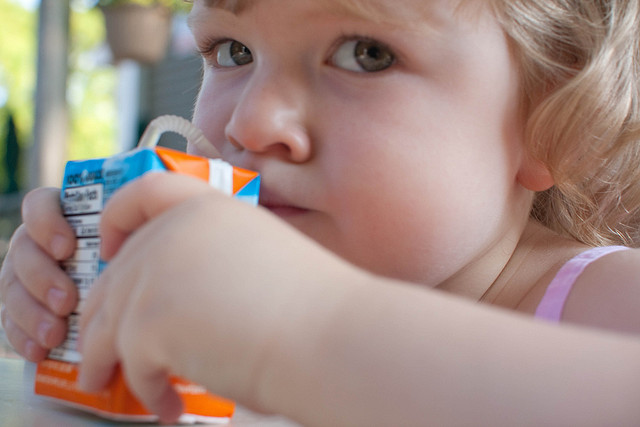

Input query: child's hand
[0,188,78,361]
[77,172,356,423]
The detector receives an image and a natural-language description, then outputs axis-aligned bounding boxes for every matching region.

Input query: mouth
[259,189,309,217]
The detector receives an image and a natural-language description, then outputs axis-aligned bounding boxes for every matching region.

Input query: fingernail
[51,234,69,260]
[77,369,91,392]
[47,288,68,314]
[38,321,52,347]
[25,340,38,361]
[77,370,87,390]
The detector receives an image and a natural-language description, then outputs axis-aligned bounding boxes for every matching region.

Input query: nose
[225,73,312,163]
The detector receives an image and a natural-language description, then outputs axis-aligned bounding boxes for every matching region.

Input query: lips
[225,155,311,217]
[259,188,308,217]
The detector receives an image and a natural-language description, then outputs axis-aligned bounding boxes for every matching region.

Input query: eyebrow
[200,0,252,14]
[199,0,430,23]
[194,0,475,33]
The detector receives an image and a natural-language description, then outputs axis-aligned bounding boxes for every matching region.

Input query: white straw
[137,115,221,158]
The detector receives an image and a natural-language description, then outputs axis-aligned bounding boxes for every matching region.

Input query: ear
[516,154,554,192]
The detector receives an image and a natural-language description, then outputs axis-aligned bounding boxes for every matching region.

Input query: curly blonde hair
[490,0,640,247]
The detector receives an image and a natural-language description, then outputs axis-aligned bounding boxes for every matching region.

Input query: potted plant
[98,0,191,64]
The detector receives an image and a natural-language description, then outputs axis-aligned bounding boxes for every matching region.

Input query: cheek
[328,175,509,286]
[317,121,519,285]
[316,143,443,277]
[191,78,235,153]
[326,185,463,285]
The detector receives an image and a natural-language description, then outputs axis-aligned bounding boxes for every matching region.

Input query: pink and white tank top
[534,246,629,322]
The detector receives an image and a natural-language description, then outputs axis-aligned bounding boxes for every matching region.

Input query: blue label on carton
[53,148,172,363]
[52,148,259,363]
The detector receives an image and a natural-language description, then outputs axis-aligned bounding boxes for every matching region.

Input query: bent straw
[137,115,221,158]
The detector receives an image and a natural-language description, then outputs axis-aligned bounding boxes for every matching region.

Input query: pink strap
[534,246,629,322]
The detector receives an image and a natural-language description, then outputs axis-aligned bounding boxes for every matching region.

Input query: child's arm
[0,188,78,361]
[562,248,640,334]
[268,278,640,426]
[77,173,640,426]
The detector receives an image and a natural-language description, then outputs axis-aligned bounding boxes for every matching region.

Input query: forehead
[198,0,471,25]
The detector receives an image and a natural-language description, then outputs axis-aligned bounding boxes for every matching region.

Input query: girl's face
[189,0,534,294]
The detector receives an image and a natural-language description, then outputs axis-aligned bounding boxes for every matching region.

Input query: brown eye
[215,40,252,67]
[331,39,395,72]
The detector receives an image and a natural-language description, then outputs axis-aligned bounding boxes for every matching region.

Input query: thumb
[125,364,184,424]
[99,172,218,260]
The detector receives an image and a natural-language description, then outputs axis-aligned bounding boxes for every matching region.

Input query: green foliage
[0,0,36,140]
[0,109,9,193]
[0,0,194,190]
[67,6,118,160]
[0,0,120,189]
[97,0,192,13]
[3,113,20,194]
[0,0,37,192]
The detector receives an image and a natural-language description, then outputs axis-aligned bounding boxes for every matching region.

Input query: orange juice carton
[35,116,259,423]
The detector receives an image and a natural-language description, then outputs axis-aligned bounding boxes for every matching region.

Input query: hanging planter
[98,0,190,64]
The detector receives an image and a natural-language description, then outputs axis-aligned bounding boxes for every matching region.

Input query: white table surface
[0,357,301,427]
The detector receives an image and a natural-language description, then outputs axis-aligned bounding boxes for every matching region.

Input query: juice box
[35,146,260,423]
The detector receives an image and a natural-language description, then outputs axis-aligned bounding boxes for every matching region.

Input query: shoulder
[562,247,640,335]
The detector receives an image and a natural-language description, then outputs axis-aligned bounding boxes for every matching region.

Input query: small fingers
[79,316,183,424]
[124,364,183,424]
[2,279,68,350]
[77,307,119,392]
[21,187,75,261]
[0,213,76,362]
[100,172,215,260]
[1,305,51,362]
[78,259,183,422]
[0,225,26,304]
[8,225,77,316]
[77,256,133,392]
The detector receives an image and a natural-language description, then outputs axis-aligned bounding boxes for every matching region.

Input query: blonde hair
[490,0,640,246]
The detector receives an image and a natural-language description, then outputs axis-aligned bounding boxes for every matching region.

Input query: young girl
[2,0,640,424]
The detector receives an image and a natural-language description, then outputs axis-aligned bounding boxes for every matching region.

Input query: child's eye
[330,38,395,73]
[204,39,253,68]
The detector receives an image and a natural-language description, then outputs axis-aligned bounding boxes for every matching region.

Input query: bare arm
[563,248,640,335]
[256,273,640,426]
[76,173,640,426]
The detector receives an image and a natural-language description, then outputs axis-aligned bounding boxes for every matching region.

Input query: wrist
[251,259,374,418]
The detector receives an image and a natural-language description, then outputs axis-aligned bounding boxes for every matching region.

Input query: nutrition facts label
[49,184,104,364]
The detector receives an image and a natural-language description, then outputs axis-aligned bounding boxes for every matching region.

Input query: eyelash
[329,34,396,71]
[196,37,223,59]
[196,34,398,72]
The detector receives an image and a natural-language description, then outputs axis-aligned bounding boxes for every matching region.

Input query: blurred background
[0,0,203,260]
[0,0,202,357]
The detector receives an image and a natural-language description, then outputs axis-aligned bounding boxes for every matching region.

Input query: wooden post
[29,0,70,189]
